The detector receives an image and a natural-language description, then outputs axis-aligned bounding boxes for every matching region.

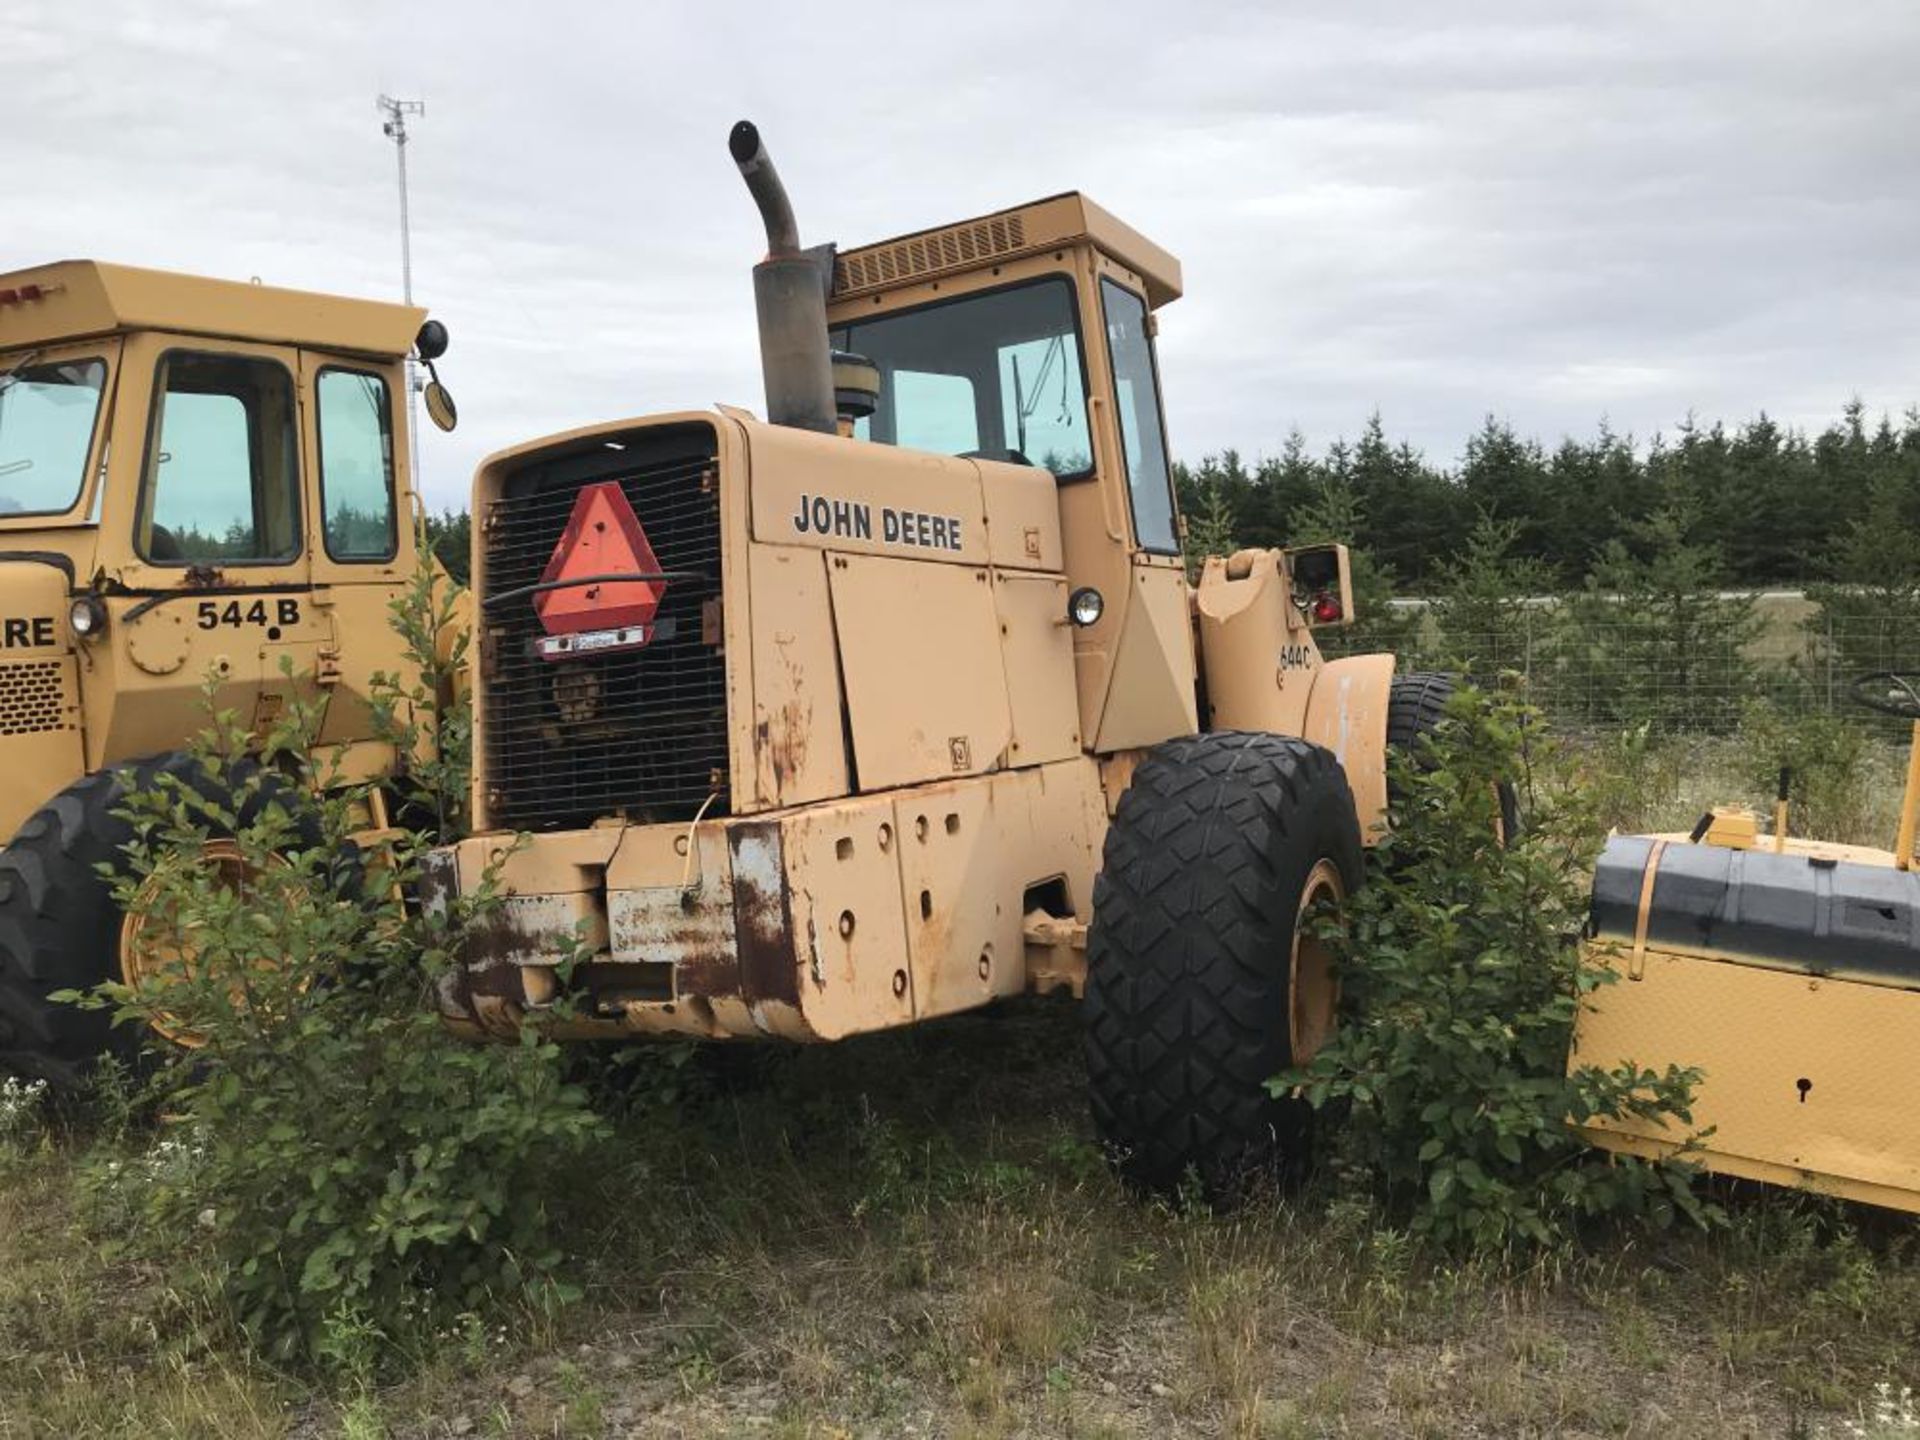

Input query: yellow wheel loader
[426,121,1465,1195]
[0,263,460,1084]
[1577,673,1920,1215]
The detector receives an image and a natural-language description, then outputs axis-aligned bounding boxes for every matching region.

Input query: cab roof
[0,260,425,358]
[831,192,1183,309]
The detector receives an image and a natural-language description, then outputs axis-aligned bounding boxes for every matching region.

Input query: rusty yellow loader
[425,121,1470,1194]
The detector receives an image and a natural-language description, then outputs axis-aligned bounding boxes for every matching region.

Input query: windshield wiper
[0,459,33,478]
[0,350,41,394]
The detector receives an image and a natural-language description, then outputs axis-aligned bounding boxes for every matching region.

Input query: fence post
[1825,613,1836,716]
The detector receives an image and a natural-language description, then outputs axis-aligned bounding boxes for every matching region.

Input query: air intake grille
[0,660,67,736]
[481,442,727,831]
[834,215,1027,295]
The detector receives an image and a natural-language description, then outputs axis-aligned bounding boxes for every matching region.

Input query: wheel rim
[1288,858,1346,1063]
[119,838,288,1049]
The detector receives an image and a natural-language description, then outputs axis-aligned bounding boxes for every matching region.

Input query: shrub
[1276,687,1716,1249]
[1735,699,1877,845]
[65,560,606,1365]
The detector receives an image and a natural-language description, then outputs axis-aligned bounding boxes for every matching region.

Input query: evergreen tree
[1806,469,1920,681]
[1426,512,1559,679]
[1552,503,1762,731]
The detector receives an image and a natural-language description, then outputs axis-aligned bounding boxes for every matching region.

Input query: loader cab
[0,262,440,831]
[826,194,1198,750]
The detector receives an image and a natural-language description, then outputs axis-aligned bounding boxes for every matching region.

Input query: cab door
[89,331,319,766]
[296,350,419,762]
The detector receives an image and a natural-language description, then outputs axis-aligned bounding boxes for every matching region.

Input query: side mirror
[423,379,458,432]
[1283,542,1354,627]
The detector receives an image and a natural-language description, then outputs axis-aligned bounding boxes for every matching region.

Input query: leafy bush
[367,543,472,839]
[1736,698,1876,843]
[1547,725,1689,835]
[65,559,605,1365]
[1277,687,1716,1248]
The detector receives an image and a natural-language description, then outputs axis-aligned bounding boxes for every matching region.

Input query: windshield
[831,277,1093,477]
[0,358,106,517]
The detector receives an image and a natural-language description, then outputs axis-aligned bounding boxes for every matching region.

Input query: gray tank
[1591,834,1920,991]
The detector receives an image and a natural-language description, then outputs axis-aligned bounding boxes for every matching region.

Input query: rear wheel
[0,754,302,1086]
[1083,732,1363,1199]
[1387,670,1520,842]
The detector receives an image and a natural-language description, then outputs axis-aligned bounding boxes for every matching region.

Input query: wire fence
[1384,608,1920,736]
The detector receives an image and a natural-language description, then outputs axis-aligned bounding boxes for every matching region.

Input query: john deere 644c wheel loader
[0,263,460,1083]
[427,122,1458,1195]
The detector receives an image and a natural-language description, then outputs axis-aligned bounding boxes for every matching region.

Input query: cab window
[1100,279,1179,553]
[317,368,398,561]
[139,352,300,564]
[831,277,1093,476]
[0,358,106,517]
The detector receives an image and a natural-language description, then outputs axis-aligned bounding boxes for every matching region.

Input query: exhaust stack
[730,120,838,435]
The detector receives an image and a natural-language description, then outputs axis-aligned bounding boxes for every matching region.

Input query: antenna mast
[377,95,426,486]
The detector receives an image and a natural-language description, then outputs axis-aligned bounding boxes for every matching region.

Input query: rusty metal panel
[728,821,799,1007]
[992,573,1081,768]
[470,892,608,968]
[1090,562,1199,753]
[1303,654,1394,844]
[1575,946,1920,1211]
[745,420,989,567]
[895,761,1106,1022]
[777,799,915,1040]
[747,544,849,808]
[827,554,1012,791]
[978,460,1065,572]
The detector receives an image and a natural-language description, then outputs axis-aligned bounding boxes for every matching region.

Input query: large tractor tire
[1386,670,1521,842]
[0,754,303,1087]
[1083,732,1364,1200]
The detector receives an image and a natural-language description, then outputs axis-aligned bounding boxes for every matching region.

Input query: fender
[1303,653,1395,844]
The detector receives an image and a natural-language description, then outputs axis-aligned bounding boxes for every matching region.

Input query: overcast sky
[13,0,1920,511]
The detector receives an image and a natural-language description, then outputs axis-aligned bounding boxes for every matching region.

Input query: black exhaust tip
[728,120,760,166]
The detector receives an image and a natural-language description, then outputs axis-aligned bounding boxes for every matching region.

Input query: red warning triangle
[534,482,667,636]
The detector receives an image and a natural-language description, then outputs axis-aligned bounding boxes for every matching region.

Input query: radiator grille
[835,215,1027,295]
[481,445,727,831]
[0,660,67,737]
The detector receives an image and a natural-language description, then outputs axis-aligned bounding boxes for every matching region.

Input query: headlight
[68,594,107,639]
[1067,587,1105,627]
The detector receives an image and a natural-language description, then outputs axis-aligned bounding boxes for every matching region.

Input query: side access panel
[827,554,1011,789]
[0,561,86,840]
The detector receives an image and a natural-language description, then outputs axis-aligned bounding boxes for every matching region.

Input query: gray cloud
[11,0,1919,510]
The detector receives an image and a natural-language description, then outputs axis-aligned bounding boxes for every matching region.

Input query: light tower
[377,95,426,486]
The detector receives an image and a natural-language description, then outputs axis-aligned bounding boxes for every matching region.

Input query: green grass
[5,730,1920,1438]
[6,1006,1920,1438]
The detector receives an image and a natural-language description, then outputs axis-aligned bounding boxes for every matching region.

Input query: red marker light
[1311,593,1344,624]
[17,284,41,302]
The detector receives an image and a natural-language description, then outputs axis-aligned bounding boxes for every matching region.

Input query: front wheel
[0,754,307,1086]
[1083,732,1363,1199]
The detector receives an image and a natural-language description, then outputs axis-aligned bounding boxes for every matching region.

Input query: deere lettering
[1,617,56,649]
[791,493,964,552]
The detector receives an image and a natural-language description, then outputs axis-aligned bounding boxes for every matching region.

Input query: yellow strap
[1630,840,1667,982]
